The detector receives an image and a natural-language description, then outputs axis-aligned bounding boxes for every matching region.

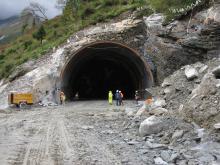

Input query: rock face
[183,71,220,127]
[143,4,220,83]
[155,57,220,128]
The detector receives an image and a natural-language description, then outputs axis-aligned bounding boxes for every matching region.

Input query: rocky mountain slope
[0,14,38,44]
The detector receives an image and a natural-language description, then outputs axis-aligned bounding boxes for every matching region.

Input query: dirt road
[0,101,149,165]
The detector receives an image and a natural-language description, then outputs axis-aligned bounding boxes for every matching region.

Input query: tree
[21,2,47,29]
[21,23,28,34]
[21,1,48,28]
[33,25,46,44]
[62,0,80,23]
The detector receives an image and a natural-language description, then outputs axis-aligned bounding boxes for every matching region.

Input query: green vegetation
[147,0,209,21]
[33,25,46,44]
[0,0,209,79]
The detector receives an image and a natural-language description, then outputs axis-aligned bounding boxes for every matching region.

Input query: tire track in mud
[7,109,55,165]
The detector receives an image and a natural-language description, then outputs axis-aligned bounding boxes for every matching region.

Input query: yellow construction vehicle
[8,92,34,108]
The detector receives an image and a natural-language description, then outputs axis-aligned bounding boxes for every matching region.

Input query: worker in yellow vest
[108,91,113,105]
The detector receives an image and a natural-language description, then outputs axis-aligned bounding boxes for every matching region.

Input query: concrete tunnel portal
[61,41,153,100]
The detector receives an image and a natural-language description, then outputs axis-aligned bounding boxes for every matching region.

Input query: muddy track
[0,101,147,165]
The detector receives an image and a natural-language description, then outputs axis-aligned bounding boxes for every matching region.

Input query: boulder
[164,87,172,94]
[154,157,168,165]
[151,98,166,109]
[150,107,168,116]
[160,150,171,162]
[161,79,171,88]
[212,66,220,78]
[216,80,220,88]
[185,66,198,80]
[135,104,147,117]
[199,65,208,73]
[172,130,184,139]
[214,123,220,129]
[146,141,168,149]
[191,73,217,97]
[139,116,166,136]
[144,14,165,34]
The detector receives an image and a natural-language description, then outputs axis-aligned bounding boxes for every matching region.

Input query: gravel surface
[0,101,147,165]
[1,101,220,165]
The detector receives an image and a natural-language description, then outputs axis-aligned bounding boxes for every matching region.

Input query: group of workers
[108,90,124,106]
[59,90,148,106]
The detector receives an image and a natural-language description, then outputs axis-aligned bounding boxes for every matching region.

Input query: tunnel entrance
[61,41,153,100]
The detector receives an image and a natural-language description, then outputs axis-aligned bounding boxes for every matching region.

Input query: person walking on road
[115,90,120,106]
[108,91,113,105]
[119,91,124,106]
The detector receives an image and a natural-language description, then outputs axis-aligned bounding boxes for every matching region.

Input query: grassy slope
[0,0,207,79]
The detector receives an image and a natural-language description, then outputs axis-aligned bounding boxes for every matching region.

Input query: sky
[0,0,62,20]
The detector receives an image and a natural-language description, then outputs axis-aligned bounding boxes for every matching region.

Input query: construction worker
[135,90,140,104]
[108,91,113,105]
[119,91,124,106]
[145,96,153,111]
[60,91,66,105]
[115,90,120,106]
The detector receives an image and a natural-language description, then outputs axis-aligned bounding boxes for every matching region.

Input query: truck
[8,92,34,108]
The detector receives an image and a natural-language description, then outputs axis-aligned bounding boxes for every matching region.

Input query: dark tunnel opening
[61,41,153,100]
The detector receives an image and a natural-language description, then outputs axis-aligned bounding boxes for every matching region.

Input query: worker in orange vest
[60,91,66,105]
[145,96,153,111]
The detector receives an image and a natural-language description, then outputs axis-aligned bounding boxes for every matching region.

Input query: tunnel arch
[61,41,153,100]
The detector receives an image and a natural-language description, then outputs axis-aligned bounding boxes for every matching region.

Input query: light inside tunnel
[61,41,153,100]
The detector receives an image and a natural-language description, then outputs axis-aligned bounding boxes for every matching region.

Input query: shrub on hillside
[23,40,33,49]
